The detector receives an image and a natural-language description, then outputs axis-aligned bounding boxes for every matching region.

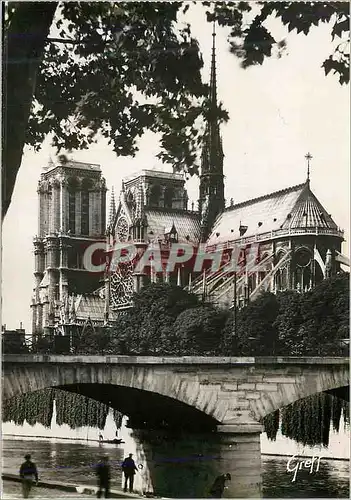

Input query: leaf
[331,18,349,40]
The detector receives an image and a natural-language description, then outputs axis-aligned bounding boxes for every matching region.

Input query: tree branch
[2,2,58,219]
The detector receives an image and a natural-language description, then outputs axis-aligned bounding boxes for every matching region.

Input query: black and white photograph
[1,2,350,498]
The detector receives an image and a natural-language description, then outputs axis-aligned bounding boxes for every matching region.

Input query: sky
[2,4,350,332]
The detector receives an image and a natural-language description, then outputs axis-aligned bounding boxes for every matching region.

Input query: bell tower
[31,157,107,337]
[198,22,225,242]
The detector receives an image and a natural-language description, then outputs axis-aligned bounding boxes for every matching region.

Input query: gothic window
[126,190,135,207]
[164,187,174,209]
[116,216,129,242]
[77,251,83,269]
[258,252,270,283]
[47,186,52,229]
[68,191,76,233]
[295,248,312,291]
[149,185,161,207]
[275,251,288,291]
[81,191,89,235]
[53,247,60,268]
[276,268,288,291]
[295,247,311,268]
[68,247,75,268]
[248,273,256,294]
[295,266,312,292]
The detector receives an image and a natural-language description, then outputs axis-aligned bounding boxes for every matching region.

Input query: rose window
[110,261,134,309]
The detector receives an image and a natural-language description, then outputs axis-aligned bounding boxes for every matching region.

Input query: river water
[2,436,349,498]
[2,410,350,498]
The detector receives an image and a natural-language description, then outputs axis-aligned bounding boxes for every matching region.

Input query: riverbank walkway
[2,474,147,499]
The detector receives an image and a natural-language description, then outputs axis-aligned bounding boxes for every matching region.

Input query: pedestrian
[96,455,110,498]
[209,473,231,498]
[19,454,38,498]
[99,433,104,442]
[121,453,137,493]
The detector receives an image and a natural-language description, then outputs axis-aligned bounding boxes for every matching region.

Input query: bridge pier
[217,424,263,498]
[128,424,263,498]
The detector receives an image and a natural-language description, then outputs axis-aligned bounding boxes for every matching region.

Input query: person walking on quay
[96,455,111,498]
[121,453,137,493]
[19,454,38,498]
[209,473,231,498]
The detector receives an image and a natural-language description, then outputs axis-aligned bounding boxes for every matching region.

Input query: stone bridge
[3,355,349,498]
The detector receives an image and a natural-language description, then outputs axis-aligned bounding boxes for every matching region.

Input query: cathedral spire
[108,187,116,227]
[198,20,225,242]
[210,20,217,114]
[305,152,312,184]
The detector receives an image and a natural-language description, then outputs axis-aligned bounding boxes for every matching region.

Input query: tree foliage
[263,393,349,445]
[110,283,200,355]
[2,332,29,354]
[272,290,304,355]
[281,393,333,447]
[223,292,280,355]
[223,273,349,356]
[73,323,112,355]
[262,409,280,441]
[3,2,349,218]
[3,389,54,428]
[207,2,350,84]
[2,388,114,430]
[2,1,223,218]
[28,2,214,170]
[172,305,228,355]
[297,273,349,355]
[105,273,350,357]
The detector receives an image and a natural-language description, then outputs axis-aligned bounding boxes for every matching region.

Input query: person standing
[19,454,38,498]
[209,473,231,498]
[96,455,111,498]
[121,453,137,493]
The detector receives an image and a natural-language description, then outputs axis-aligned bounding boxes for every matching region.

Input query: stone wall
[3,356,348,426]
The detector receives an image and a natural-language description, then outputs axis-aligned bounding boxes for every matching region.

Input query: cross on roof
[305,152,313,182]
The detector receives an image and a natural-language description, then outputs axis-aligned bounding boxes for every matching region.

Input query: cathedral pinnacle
[108,187,116,228]
[210,20,217,113]
[201,19,224,173]
[198,19,225,241]
[305,152,312,184]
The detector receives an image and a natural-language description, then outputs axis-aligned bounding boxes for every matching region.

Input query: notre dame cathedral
[31,30,347,341]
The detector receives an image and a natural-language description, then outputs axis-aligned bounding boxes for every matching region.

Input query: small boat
[99,438,125,445]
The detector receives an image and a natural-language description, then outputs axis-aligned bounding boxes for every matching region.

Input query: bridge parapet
[3,354,349,365]
[3,356,349,425]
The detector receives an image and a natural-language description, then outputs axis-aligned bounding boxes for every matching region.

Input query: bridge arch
[59,383,219,431]
[245,363,349,422]
[3,356,349,428]
[3,358,227,426]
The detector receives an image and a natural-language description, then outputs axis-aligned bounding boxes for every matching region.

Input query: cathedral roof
[124,169,184,183]
[44,159,101,174]
[74,294,107,323]
[145,209,200,243]
[207,181,342,246]
[280,184,338,230]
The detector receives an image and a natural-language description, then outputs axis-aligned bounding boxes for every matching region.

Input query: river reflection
[2,438,125,489]
[2,436,349,498]
[262,455,349,498]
